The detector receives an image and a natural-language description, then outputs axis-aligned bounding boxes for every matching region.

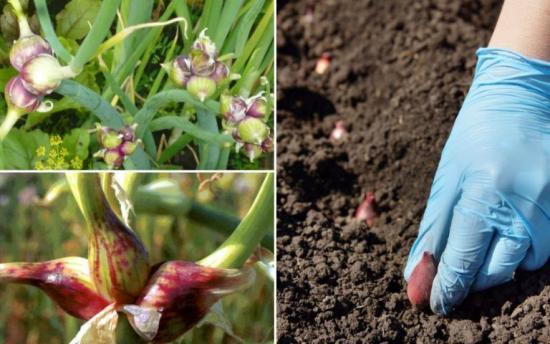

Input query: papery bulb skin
[237,117,269,145]
[190,49,216,76]
[0,257,110,320]
[20,54,63,95]
[102,149,125,169]
[220,95,247,124]
[261,136,273,153]
[243,143,263,162]
[96,124,139,167]
[5,76,42,112]
[355,191,378,228]
[186,76,216,102]
[9,34,52,71]
[246,97,268,120]
[167,55,192,87]
[407,252,437,308]
[209,62,229,84]
[120,140,138,156]
[232,128,242,142]
[120,124,137,142]
[102,131,123,150]
[133,261,254,343]
[96,125,111,145]
[192,29,217,59]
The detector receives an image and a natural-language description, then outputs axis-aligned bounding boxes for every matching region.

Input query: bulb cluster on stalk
[165,29,229,102]
[94,124,141,169]
[5,30,57,114]
[221,93,273,162]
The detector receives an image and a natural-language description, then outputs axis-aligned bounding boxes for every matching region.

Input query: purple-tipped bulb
[246,97,268,119]
[166,55,193,87]
[5,76,42,112]
[9,34,53,72]
[220,94,247,124]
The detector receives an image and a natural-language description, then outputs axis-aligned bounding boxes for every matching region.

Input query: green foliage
[0,128,48,169]
[55,0,101,40]
[0,0,274,169]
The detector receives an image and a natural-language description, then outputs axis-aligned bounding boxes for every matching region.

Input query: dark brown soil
[276,0,550,343]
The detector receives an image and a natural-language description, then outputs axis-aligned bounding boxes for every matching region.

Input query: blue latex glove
[404,48,550,315]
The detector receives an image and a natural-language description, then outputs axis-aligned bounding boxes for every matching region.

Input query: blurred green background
[0,173,273,344]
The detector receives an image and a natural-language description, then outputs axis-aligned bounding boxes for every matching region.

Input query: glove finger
[471,218,530,291]
[404,165,460,281]
[430,184,501,315]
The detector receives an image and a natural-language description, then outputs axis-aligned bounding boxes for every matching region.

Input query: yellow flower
[35,134,87,170]
[50,135,63,146]
[36,146,46,157]
[71,157,83,170]
[34,161,45,170]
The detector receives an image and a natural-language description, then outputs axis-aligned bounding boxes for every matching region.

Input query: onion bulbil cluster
[5,32,56,114]
[221,93,273,162]
[1,3,75,141]
[94,124,141,169]
[164,29,229,102]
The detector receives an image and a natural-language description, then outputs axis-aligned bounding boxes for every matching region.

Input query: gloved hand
[404,48,550,315]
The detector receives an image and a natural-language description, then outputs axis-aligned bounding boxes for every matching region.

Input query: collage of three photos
[0,0,549,343]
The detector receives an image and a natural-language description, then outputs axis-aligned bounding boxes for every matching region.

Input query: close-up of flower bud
[186,76,216,102]
[0,257,109,320]
[237,117,269,145]
[127,261,255,343]
[9,34,52,72]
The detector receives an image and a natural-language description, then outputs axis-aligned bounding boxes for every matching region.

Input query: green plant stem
[105,2,176,100]
[135,185,233,230]
[100,173,121,220]
[8,0,32,37]
[55,80,151,169]
[232,0,274,73]
[65,173,107,224]
[196,108,221,169]
[69,0,122,73]
[33,0,72,63]
[199,173,274,269]
[0,108,22,142]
